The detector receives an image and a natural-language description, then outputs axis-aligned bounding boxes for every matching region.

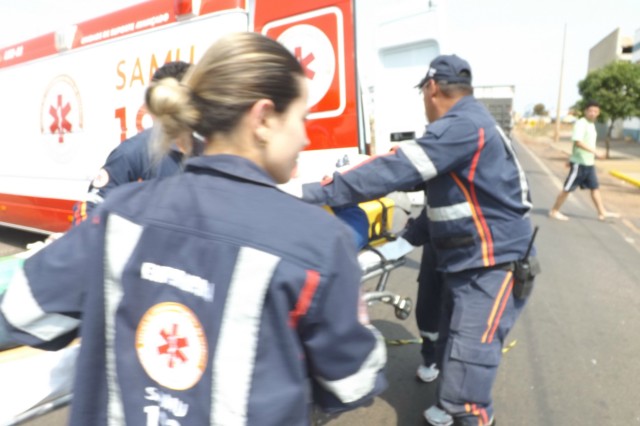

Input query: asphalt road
[2,136,640,425]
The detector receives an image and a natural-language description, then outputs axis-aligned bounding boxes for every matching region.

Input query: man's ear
[250,99,276,142]
[428,79,439,98]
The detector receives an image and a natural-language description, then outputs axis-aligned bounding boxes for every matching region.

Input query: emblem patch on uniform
[91,168,110,188]
[136,302,208,390]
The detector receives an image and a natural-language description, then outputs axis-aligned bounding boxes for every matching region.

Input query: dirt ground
[514,124,640,237]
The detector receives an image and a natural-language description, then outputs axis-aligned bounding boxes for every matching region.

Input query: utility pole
[554,23,567,143]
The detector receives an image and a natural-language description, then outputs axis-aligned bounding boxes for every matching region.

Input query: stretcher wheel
[394,297,412,320]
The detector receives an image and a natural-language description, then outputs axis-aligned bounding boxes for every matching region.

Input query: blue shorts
[563,162,599,191]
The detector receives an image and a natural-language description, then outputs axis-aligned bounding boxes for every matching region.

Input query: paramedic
[72,61,193,224]
[402,209,446,384]
[0,33,386,426]
[301,54,536,426]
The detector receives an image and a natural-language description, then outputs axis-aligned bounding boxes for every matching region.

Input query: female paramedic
[0,32,386,426]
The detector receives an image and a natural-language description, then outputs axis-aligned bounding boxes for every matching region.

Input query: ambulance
[0,0,443,234]
[0,1,444,422]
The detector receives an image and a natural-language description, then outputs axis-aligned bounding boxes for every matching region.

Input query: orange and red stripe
[481,271,513,343]
[450,128,495,266]
[289,270,321,328]
[465,403,490,425]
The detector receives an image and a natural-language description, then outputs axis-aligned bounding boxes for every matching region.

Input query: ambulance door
[255,0,360,182]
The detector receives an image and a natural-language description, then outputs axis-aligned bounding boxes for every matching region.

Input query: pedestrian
[300,54,538,426]
[0,32,387,426]
[549,100,620,221]
[72,60,194,224]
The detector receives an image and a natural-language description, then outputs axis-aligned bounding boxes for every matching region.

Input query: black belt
[432,234,474,250]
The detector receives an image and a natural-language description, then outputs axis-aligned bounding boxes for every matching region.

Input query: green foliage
[533,103,548,116]
[577,61,640,123]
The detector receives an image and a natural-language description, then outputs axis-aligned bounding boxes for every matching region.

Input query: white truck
[474,84,516,135]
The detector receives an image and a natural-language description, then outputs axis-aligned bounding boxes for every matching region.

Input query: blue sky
[0,0,638,115]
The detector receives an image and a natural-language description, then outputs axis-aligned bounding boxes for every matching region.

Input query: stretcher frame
[5,395,72,426]
[359,240,413,320]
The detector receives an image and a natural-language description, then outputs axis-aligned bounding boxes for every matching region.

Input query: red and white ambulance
[0,0,442,234]
[0,0,361,233]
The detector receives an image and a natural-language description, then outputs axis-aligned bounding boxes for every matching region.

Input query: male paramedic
[301,54,538,426]
[73,61,193,223]
[402,209,446,384]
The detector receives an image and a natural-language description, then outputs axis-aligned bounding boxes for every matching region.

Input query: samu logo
[40,75,84,162]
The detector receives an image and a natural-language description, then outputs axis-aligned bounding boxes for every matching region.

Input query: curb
[609,170,640,188]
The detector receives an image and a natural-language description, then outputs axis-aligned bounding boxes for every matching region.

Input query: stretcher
[0,195,415,424]
[348,193,415,320]
[358,236,414,320]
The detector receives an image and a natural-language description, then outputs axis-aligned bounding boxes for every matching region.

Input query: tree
[533,103,548,116]
[577,61,640,158]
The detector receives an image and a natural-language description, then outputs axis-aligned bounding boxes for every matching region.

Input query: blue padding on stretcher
[333,205,370,250]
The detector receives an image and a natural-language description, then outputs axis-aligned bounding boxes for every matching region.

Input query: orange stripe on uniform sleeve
[289,270,321,328]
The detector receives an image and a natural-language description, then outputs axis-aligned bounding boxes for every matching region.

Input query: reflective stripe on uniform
[211,247,281,426]
[0,267,80,342]
[316,325,386,404]
[104,214,144,426]
[419,330,439,342]
[398,140,438,181]
[427,202,473,222]
[481,271,514,344]
[496,125,533,210]
[465,403,490,425]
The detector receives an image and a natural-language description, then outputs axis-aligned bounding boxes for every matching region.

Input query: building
[627,27,640,142]
[588,28,633,72]
[587,27,639,142]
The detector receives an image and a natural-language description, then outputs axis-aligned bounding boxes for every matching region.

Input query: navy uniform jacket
[73,128,184,223]
[303,96,534,273]
[1,155,386,426]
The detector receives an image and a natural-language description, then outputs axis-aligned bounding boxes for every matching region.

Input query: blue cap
[417,54,472,87]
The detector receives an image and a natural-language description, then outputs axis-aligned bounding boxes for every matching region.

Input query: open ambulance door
[256,0,363,182]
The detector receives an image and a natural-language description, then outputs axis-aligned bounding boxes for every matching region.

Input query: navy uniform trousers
[437,267,530,425]
[415,243,445,368]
